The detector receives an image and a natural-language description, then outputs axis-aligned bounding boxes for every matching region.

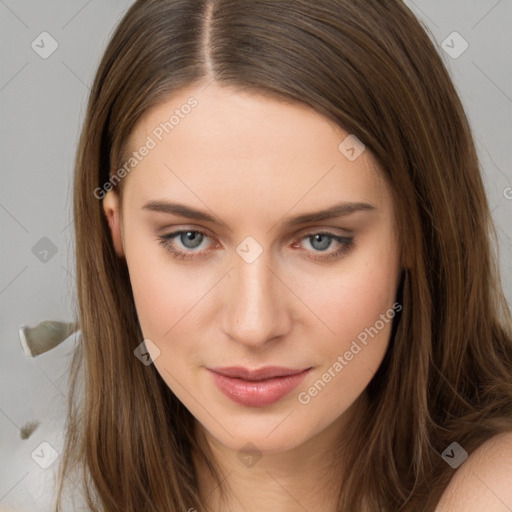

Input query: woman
[56,1,512,510]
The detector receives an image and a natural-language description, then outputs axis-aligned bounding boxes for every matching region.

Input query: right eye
[157,229,217,261]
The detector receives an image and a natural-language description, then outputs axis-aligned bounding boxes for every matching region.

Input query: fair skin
[436,431,512,511]
[102,82,512,511]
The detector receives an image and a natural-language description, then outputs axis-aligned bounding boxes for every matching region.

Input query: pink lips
[208,366,311,407]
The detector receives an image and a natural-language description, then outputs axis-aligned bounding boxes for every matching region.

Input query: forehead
[122,83,390,214]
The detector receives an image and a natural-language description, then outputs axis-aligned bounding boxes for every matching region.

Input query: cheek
[125,246,213,390]
[302,243,399,403]
[297,236,400,350]
[123,229,207,340]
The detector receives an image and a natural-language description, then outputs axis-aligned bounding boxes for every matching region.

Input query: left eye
[301,233,340,251]
[157,230,354,261]
[292,232,354,261]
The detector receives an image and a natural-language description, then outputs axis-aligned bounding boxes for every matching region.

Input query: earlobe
[102,191,125,257]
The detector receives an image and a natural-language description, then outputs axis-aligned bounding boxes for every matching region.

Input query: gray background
[0,0,511,509]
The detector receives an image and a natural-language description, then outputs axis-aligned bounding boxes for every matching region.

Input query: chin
[198,410,319,454]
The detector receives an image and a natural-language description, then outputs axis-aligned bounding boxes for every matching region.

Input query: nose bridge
[222,247,288,346]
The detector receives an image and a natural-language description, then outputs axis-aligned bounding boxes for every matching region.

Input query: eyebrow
[142,200,376,226]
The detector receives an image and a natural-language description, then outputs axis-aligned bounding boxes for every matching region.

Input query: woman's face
[104,83,402,454]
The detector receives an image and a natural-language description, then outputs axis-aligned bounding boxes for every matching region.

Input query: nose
[221,251,292,348]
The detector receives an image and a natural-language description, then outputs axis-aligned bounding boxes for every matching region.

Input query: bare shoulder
[435,431,512,511]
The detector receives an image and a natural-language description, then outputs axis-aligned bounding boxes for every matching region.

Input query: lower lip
[208,369,311,407]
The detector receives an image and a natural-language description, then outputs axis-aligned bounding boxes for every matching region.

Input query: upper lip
[208,366,311,381]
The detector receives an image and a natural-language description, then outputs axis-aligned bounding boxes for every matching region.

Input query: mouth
[207,366,312,407]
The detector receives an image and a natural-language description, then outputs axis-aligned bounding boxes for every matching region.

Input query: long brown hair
[57,0,512,510]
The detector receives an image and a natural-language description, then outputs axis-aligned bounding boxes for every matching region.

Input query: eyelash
[157,229,355,262]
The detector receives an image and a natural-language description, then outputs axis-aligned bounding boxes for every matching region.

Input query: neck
[192,394,367,512]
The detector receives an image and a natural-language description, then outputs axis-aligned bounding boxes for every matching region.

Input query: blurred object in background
[19,321,78,357]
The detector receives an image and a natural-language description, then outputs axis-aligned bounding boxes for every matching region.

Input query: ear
[102,191,125,257]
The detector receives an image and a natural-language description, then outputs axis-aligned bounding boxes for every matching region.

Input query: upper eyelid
[161,224,352,239]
